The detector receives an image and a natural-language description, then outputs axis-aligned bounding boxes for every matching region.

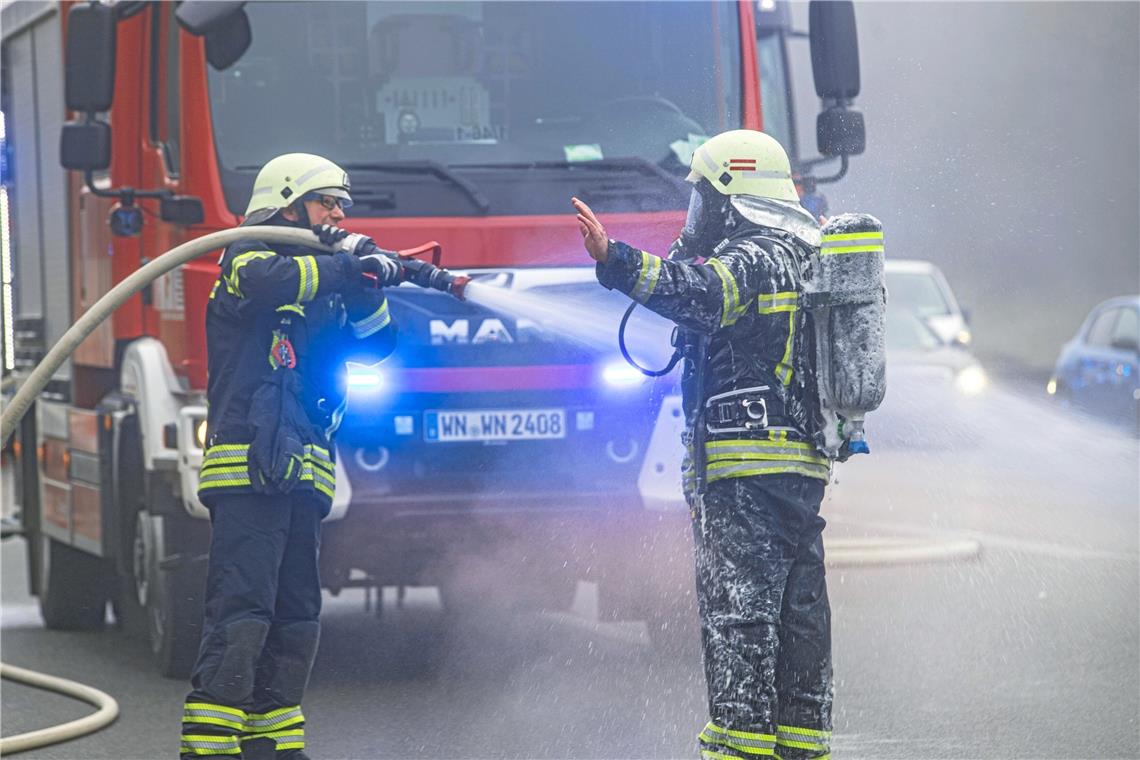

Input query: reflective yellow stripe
[209,280,221,300]
[776,724,830,751]
[706,461,830,482]
[708,258,746,326]
[821,230,884,255]
[777,309,795,385]
[757,291,797,314]
[204,444,250,455]
[184,703,246,720]
[821,231,882,242]
[277,303,305,316]
[351,299,392,338]
[630,251,662,304]
[226,251,275,298]
[295,255,319,302]
[699,721,777,755]
[820,244,884,255]
[246,706,303,731]
[180,734,242,755]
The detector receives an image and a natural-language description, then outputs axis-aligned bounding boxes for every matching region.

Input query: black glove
[358,253,403,287]
[334,232,384,258]
[312,224,349,247]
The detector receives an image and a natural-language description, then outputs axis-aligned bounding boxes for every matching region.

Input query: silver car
[885,259,972,348]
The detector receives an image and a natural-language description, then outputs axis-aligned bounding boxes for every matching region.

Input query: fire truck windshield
[207,1,746,217]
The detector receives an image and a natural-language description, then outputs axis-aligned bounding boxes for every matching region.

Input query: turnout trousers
[693,475,832,760]
[180,492,324,759]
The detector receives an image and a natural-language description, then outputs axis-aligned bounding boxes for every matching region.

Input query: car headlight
[955,365,988,395]
[1046,377,1058,395]
[194,418,208,449]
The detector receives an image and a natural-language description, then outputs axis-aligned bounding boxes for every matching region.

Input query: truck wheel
[139,513,205,679]
[111,416,149,639]
[38,536,110,630]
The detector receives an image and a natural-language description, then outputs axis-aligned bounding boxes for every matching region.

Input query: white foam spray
[462,281,676,369]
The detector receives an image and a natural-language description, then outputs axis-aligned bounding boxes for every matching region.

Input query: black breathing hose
[618,301,682,377]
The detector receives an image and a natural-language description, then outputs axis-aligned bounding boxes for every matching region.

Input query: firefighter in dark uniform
[575,130,834,759]
[179,153,401,759]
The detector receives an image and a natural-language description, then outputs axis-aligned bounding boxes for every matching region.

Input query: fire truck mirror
[816,107,865,158]
[174,0,246,36]
[160,196,206,227]
[175,0,251,71]
[60,120,112,172]
[64,2,117,113]
[204,10,252,71]
[808,0,860,102]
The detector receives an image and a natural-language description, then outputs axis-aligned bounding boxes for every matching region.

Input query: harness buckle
[742,397,768,429]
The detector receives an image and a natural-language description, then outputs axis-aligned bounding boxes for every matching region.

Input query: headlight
[955,365,988,395]
[954,329,972,347]
[1046,377,1058,395]
[194,419,208,449]
[602,360,646,388]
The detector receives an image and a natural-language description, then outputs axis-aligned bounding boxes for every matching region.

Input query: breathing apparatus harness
[614,192,832,495]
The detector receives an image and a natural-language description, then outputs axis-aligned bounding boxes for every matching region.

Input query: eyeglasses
[304,193,353,211]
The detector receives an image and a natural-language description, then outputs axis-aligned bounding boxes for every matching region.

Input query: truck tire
[139,513,205,679]
[38,535,110,630]
[110,414,148,639]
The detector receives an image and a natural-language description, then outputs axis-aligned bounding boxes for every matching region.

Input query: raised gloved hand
[312,224,349,247]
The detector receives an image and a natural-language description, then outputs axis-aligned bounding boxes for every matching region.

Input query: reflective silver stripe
[757,291,798,313]
[245,706,303,731]
[183,707,246,723]
[250,186,274,197]
[706,444,826,462]
[739,169,789,180]
[296,256,319,302]
[820,232,884,255]
[180,735,241,750]
[351,300,391,338]
[699,722,777,753]
[630,251,662,304]
[199,473,252,488]
[696,146,719,175]
[706,460,830,482]
[294,163,331,187]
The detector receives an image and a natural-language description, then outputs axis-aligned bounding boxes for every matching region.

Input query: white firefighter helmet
[686,129,798,202]
[243,153,352,226]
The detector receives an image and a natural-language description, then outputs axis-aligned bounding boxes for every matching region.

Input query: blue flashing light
[602,360,646,388]
[346,363,385,390]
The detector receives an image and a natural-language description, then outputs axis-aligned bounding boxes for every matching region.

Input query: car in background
[868,307,988,450]
[885,259,973,348]
[1047,295,1140,432]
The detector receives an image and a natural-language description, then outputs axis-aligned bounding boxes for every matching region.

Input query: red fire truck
[1,0,863,676]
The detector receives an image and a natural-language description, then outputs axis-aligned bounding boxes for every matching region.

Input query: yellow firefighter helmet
[686,129,798,202]
[243,153,352,225]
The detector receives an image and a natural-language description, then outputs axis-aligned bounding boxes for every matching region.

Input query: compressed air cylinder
[815,213,886,452]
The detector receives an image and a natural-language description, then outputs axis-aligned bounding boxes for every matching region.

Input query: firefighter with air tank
[574,128,886,760]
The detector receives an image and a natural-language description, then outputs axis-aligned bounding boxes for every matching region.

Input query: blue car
[1048,295,1140,432]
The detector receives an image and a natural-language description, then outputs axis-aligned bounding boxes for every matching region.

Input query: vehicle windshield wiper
[459,157,690,194]
[342,161,491,214]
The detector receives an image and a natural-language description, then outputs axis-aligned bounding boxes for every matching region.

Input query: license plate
[424,409,566,442]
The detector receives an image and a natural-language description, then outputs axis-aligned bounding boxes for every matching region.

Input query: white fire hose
[0,663,120,755]
[0,226,329,754]
[1,226,330,446]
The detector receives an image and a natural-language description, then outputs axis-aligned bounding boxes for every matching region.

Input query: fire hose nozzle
[449,275,471,301]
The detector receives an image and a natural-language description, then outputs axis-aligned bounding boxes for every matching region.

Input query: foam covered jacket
[595,226,830,491]
[199,221,397,511]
